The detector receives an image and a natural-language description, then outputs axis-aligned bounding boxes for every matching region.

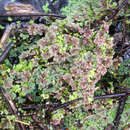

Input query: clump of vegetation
[0,0,129,129]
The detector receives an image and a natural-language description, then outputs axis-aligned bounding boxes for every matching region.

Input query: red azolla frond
[70,66,78,74]
[31,58,39,67]
[49,45,60,56]
[94,47,102,56]
[62,73,73,84]
[27,24,46,36]
[104,57,113,67]
[103,21,109,33]
[21,70,31,82]
[84,61,92,69]
[38,77,47,85]
[94,30,106,47]
[71,37,80,47]
[54,54,63,62]
[75,25,84,34]
[50,118,61,125]
[96,56,104,64]
[83,27,93,40]
[64,34,72,44]
[56,92,62,100]
[70,48,80,55]
[71,82,77,90]
[3,80,12,88]
[79,80,88,89]
[61,52,69,61]
[41,52,51,59]
[37,39,49,47]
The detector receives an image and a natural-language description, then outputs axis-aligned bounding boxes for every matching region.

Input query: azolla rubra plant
[0,0,115,127]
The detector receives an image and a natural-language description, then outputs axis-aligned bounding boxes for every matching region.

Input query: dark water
[48,0,68,13]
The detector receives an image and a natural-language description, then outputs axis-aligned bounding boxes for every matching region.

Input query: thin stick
[0,13,66,19]
[94,93,127,100]
[15,119,30,126]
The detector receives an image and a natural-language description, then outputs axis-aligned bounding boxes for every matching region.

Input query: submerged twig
[94,92,128,100]
[0,113,37,118]
[106,0,128,22]
[113,94,128,130]
[32,114,47,129]
[53,97,83,111]
[21,104,46,110]
[0,86,25,130]
[21,98,83,111]
[0,42,13,64]
[0,23,15,48]
[21,92,130,111]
